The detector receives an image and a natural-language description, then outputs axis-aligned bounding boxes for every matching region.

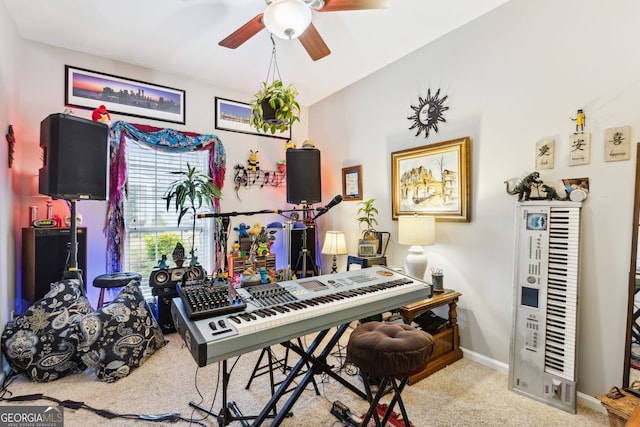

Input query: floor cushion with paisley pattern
[72,279,166,383]
[0,278,93,382]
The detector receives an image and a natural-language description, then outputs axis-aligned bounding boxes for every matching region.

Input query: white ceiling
[4,0,511,106]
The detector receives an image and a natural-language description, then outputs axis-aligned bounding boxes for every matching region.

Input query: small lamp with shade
[321,231,348,274]
[398,215,435,280]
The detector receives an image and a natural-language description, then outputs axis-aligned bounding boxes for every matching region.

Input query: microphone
[314,195,343,219]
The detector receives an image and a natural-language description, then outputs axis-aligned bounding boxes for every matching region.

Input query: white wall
[0,0,18,327]
[311,0,640,396]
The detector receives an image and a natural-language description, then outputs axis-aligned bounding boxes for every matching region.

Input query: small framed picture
[342,165,362,201]
[358,243,377,257]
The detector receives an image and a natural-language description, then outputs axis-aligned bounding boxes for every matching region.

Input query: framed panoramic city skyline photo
[65,65,186,124]
[214,97,291,140]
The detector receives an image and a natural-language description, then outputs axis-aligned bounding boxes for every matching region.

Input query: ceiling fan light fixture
[264,0,312,40]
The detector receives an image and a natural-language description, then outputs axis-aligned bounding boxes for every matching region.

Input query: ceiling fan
[219,0,390,61]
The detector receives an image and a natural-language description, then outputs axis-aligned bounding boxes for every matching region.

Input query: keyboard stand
[253,323,368,426]
[189,359,283,427]
[244,339,321,403]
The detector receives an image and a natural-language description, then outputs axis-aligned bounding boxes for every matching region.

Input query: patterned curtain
[104,121,226,273]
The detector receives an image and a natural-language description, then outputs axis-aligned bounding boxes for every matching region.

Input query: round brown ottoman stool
[347,321,434,427]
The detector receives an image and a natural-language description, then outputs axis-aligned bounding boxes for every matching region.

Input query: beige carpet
[0,325,608,427]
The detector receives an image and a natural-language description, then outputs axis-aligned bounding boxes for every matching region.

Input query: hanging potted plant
[163,163,222,264]
[249,35,301,135]
[250,80,301,134]
[357,198,380,254]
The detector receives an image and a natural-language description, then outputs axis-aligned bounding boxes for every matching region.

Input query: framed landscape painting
[391,137,471,222]
[65,65,185,124]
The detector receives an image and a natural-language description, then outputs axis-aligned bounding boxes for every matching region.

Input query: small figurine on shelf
[259,267,270,284]
[214,269,229,284]
[189,251,199,267]
[231,241,241,257]
[172,242,185,268]
[157,254,168,269]
[276,160,286,173]
[284,140,296,150]
[504,171,543,201]
[234,223,250,237]
[248,223,261,237]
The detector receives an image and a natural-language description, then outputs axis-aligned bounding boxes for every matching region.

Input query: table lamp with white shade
[321,231,348,274]
[398,215,435,280]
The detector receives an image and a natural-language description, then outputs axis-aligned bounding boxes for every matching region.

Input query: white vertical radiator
[508,201,582,413]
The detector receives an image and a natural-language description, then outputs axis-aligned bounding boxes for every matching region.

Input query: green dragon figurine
[504,171,543,201]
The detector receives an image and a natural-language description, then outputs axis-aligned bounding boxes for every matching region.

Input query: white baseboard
[460,347,606,415]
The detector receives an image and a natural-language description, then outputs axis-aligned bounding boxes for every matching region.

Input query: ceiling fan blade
[320,0,390,12]
[219,14,265,49]
[298,23,331,61]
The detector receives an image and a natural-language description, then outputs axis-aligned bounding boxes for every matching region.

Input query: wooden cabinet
[21,227,87,306]
[399,290,463,384]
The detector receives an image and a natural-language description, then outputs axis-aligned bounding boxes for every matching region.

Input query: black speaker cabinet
[39,113,109,200]
[152,287,178,334]
[286,148,321,204]
[21,228,87,306]
[290,225,317,277]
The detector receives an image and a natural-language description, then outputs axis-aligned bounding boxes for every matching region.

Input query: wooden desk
[398,289,463,384]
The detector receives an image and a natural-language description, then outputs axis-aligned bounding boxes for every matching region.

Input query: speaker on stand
[38,113,109,290]
[286,149,321,277]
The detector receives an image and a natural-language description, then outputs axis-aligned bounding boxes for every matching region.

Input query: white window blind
[123,141,212,299]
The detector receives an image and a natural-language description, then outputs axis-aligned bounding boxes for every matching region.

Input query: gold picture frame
[342,165,363,201]
[391,137,471,222]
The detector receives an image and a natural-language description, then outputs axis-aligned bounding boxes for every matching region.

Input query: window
[123,141,212,298]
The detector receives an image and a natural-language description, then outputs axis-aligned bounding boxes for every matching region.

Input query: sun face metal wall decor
[407,88,449,138]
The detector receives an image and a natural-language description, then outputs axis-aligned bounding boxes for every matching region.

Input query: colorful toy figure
[248,223,262,236]
[92,104,111,125]
[247,150,260,171]
[571,109,585,133]
[231,241,240,256]
[234,223,250,237]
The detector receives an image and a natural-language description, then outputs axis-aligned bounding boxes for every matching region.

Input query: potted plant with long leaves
[250,79,301,135]
[357,198,380,254]
[163,163,222,265]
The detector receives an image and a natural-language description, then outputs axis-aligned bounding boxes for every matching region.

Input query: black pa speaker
[286,148,321,204]
[39,113,109,200]
[21,227,87,306]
